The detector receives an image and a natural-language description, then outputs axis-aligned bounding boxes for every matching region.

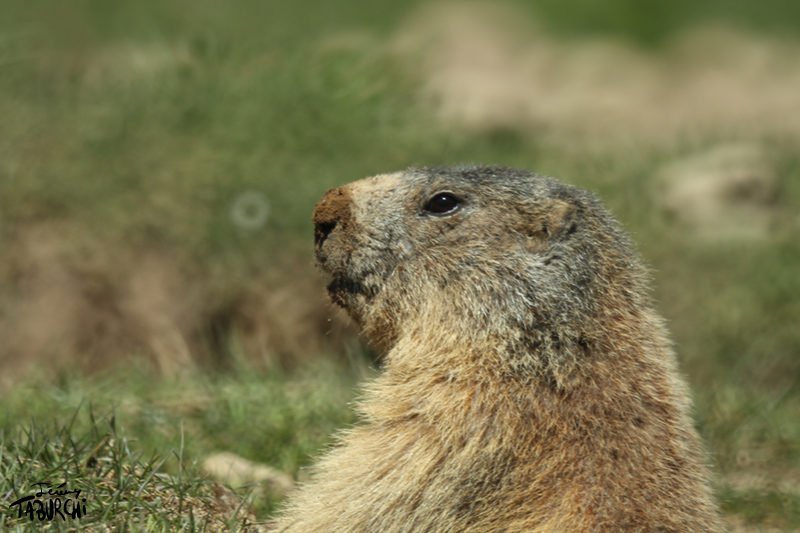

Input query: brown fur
[274,166,724,532]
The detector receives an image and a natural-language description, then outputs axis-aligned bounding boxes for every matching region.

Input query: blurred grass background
[1,0,799,530]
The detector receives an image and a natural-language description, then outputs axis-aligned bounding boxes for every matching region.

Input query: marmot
[274,166,724,532]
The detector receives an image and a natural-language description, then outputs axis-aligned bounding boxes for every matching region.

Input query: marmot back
[274,166,724,532]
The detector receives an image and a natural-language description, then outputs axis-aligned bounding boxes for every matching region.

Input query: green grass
[1,358,366,529]
[723,489,800,531]
[1,405,238,531]
[530,0,800,45]
[1,0,800,530]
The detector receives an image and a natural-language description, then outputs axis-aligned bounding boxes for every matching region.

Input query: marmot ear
[521,199,578,251]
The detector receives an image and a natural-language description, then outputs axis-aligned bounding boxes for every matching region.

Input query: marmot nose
[312,186,352,249]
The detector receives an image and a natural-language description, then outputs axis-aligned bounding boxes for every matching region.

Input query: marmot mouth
[327,276,365,308]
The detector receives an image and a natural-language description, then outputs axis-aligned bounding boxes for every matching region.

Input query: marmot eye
[424,192,460,215]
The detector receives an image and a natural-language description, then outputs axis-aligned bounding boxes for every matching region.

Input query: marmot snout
[277,166,724,532]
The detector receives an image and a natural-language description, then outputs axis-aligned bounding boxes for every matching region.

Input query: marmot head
[313,166,647,376]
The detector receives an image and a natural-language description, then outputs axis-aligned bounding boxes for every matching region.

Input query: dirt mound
[656,143,779,240]
[0,224,355,387]
[396,1,800,147]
